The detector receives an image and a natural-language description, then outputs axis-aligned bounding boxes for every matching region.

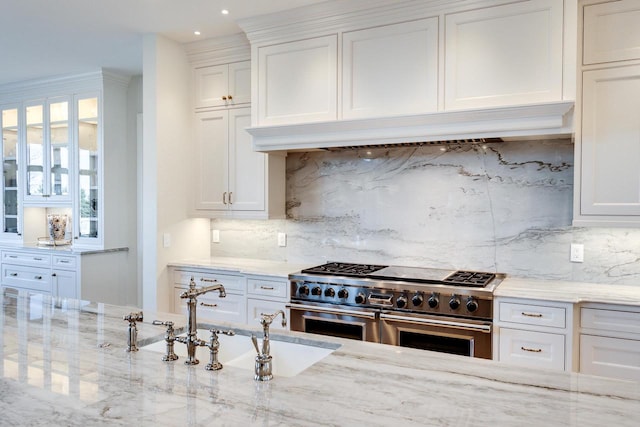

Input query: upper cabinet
[574,0,640,227]
[444,0,563,110]
[239,0,575,151]
[194,61,251,110]
[0,106,20,242]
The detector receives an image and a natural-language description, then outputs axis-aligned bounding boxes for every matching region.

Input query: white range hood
[247,101,574,152]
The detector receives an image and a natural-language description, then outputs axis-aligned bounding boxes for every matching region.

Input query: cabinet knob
[52,273,57,277]
[35,275,42,280]
[222,96,227,101]
[227,94,233,100]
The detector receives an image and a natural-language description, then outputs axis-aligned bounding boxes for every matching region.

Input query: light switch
[570,243,584,263]
[163,233,171,248]
[278,232,287,247]
[212,229,220,243]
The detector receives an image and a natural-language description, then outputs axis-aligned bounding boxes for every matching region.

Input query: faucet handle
[152,320,173,327]
[124,311,143,323]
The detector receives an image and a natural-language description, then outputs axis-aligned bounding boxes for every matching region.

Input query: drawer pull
[35,275,43,280]
[200,278,218,283]
[34,257,43,261]
[59,260,70,264]
[8,255,17,259]
[260,286,275,290]
[200,302,218,308]
[9,273,17,277]
[521,312,543,318]
[521,346,542,353]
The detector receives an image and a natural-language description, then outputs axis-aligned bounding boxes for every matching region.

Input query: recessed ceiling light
[221,9,229,15]
[194,31,201,36]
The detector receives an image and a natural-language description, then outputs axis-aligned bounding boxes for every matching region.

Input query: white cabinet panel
[247,298,289,330]
[173,287,246,324]
[499,302,566,329]
[580,65,640,216]
[445,0,563,110]
[2,264,51,294]
[52,269,77,299]
[499,328,566,371]
[580,334,640,381]
[342,18,438,119]
[581,307,640,336]
[228,109,264,211]
[194,110,228,211]
[228,61,251,106]
[173,269,245,294]
[194,61,251,110]
[247,277,288,299]
[257,35,338,125]
[583,0,640,64]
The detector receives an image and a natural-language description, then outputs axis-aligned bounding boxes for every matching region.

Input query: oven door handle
[286,304,377,320]
[380,313,491,333]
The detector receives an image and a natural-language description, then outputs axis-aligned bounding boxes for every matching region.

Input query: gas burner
[301,262,388,277]
[443,271,496,287]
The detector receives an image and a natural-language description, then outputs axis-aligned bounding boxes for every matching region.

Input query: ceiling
[0,0,325,87]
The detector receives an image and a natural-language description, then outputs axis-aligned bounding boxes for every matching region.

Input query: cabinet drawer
[52,255,77,270]
[173,270,245,293]
[580,334,640,382]
[247,298,288,330]
[581,308,640,336]
[173,287,246,324]
[583,0,640,64]
[247,278,288,299]
[2,251,51,267]
[499,302,566,329]
[499,328,565,371]
[2,264,52,293]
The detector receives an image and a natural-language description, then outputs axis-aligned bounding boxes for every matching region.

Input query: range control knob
[324,288,336,298]
[355,293,366,304]
[396,294,408,309]
[449,295,461,310]
[411,293,424,307]
[466,297,479,313]
[427,293,439,308]
[311,286,322,296]
[299,285,309,297]
[338,288,349,299]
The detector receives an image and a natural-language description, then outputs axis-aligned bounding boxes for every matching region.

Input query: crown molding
[184,33,250,67]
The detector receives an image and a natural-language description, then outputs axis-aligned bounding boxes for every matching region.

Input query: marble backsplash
[211,139,640,286]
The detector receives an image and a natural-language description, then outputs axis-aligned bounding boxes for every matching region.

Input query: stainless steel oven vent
[321,137,503,151]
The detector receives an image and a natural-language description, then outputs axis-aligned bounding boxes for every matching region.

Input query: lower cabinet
[170,267,290,329]
[579,304,640,382]
[494,297,576,372]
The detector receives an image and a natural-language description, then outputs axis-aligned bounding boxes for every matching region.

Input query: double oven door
[288,301,492,359]
[288,302,380,343]
[380,311,492,359]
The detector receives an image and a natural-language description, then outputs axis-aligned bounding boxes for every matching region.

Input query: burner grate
[301,262,388,277]
[443,271,495,287]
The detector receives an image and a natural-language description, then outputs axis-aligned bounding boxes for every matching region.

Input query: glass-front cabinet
[76,96,99,241]
[1,105,20,240]
[24,97,71,203]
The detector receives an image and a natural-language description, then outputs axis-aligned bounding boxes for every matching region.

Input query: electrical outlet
[570,243,584,263]
[278,232,287,247]
[163,233,171,248]
[212,229,220,243]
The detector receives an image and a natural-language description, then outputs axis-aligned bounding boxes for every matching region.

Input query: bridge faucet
[175,277,226,365]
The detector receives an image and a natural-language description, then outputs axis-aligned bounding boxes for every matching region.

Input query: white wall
[142,34,210,312]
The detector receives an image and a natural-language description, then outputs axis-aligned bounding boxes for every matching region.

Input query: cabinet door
[76,96,100,243]
[257,35,338,125]
[228,108,265,211]
[580,335,640,381]
[580,66,640,216]
[194,110,229,211]
[194,64,229,109]
[342,18,438,119]
[499,327,566,371]
[445,0,563,110]
[228,61,251,106]
[583,0,640,65]
[1,106,20,241]
[52,269,77,299]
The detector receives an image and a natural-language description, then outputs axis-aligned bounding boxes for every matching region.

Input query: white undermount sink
[141,329,338,377]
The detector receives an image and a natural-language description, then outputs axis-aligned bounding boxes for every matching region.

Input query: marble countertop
[168,257,313,278]
[1,289,639,426]
[0,242,129,255]
[496,277,640,306]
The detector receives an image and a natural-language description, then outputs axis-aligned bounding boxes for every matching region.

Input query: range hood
[247,101,574,153]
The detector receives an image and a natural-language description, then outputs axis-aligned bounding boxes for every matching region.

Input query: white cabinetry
[194,61,251,110]
[579,304,640,382]
[575,0,640,226]
[342,18,438,119]
[194,108,285,218]
[444,0,563,110]
[246,276,289,330]
[257,35,337,126]
[494,298,576,371]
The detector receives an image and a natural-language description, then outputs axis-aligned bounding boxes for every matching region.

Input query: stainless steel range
[288,262,505,359]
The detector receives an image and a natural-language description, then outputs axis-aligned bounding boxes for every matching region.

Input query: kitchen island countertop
[1,289,638,426]
[169,256,313,278]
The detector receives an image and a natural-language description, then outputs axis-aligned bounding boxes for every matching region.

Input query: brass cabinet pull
[8,255,17,259]
[228,94,233,100]
[222,95,227,101]
[521,312,543,318]
[223,192,227,204]
[260,286,274,290]
[9,273,17,277]
[35,275,42,280]
[200,278,218,283]
[34,257,43,261]
[521,346,542,353]
[228,192,233,204]
[200,302,218,308]
[52,273,57,277]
